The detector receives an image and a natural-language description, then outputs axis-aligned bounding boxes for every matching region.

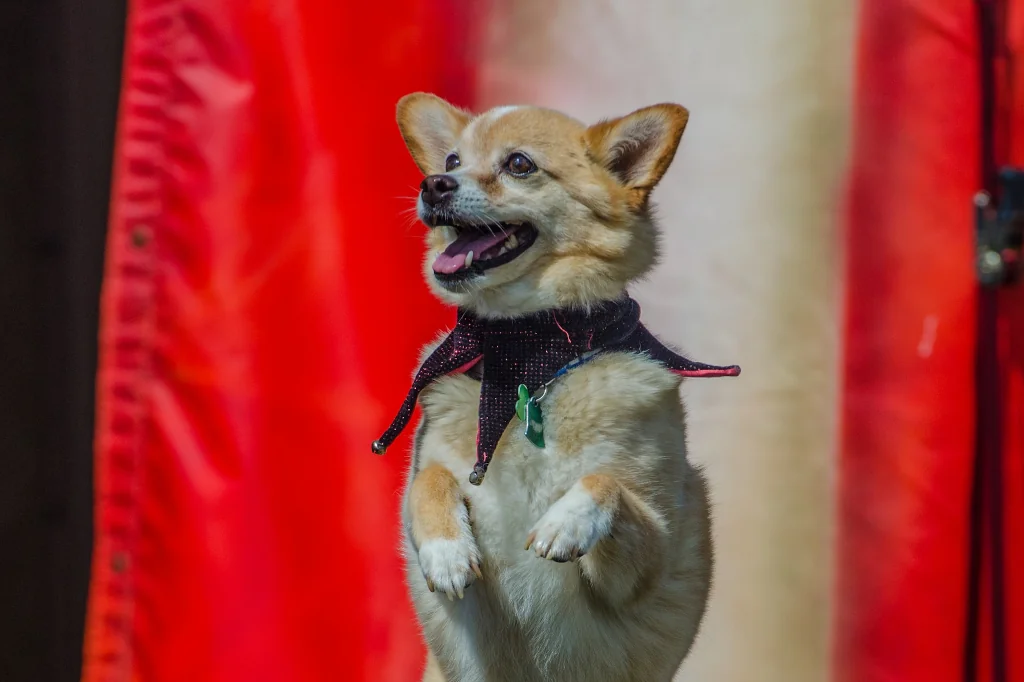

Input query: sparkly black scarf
[372,296,740,485]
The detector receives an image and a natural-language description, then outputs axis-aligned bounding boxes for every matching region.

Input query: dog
[385,93,734,682]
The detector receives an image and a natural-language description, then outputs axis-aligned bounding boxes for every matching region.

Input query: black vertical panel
[0,2,53,679]
[0,0,126,681]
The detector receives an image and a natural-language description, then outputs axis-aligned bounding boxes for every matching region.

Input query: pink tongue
[432,230,510,274]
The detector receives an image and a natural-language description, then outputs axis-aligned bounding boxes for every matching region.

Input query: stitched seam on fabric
[81,1,180,680]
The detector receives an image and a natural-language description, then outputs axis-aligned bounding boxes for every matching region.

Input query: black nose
[420,174,458,207]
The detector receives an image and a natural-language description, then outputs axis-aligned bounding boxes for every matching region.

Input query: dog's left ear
[585,104,689,199]
[396,92,471,176]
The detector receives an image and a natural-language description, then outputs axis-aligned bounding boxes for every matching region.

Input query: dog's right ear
[396,93,471,176]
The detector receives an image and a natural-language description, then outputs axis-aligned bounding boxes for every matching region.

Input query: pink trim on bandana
[453,354,484,375]
[673,366,742,378]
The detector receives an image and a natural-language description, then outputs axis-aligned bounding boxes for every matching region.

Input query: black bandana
[372,296,740,485]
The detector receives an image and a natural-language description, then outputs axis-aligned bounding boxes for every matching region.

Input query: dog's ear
[396,93,471,176]
[585,104,689,200]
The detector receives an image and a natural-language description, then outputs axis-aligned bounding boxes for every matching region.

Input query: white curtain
[474,0,855,679]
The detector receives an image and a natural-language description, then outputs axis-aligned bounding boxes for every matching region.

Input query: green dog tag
[515,384,530,422]
[515,384,545,448]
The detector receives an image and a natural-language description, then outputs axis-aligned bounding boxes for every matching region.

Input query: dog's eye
[445,153,461,172]
[505,152,536,177]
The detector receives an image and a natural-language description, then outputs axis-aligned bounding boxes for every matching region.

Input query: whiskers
[474,209,511,239]
[395,187,424,232]
[393,190,519,269]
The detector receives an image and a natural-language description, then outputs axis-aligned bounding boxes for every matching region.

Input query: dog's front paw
[525,483,615,562]
[417,534,483,601]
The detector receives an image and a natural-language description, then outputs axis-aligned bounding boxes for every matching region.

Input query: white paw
[417,534,482,601]
[525,486,615,562]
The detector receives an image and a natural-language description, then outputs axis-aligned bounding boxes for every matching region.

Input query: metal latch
[975,167,1024,287]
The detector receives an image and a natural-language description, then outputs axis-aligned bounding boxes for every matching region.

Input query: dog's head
[396,93,689,317]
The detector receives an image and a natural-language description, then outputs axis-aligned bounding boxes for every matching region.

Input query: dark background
[0,0,125,680]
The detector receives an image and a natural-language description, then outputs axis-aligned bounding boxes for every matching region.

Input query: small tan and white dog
[389,93,728,682]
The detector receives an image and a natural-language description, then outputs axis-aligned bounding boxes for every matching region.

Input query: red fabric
[838,1,1024,681]
[82,1,476,680]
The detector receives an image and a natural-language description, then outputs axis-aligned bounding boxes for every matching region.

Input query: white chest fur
[402,352,712,682]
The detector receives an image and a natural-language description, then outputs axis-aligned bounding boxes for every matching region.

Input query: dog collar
[371,296,740,485]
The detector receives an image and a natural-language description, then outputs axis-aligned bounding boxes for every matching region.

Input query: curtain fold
[82,2,476,680]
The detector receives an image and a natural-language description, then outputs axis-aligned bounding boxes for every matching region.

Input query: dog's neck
[372,295,740,486]
[443,275,633,320]
[454,296,634,343]
[457,299,631,379]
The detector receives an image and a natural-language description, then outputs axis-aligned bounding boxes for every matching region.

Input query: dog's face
[396,94,689,317]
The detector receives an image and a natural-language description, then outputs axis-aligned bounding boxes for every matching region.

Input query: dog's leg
[409,462,483,601]
[525,473,669,605]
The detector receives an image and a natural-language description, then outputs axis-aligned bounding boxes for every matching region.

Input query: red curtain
[838,1,1024,681]
[82,0,1024,680]
[82,1,475,680]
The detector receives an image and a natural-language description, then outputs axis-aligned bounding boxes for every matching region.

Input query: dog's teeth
[507,234,519,249]
[465,251,474,267]
[497,246,508,256]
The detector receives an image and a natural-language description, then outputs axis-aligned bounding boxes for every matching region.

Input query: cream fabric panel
[473,1,854,680]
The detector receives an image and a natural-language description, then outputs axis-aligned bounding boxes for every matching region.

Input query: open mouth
[432,221,538,282]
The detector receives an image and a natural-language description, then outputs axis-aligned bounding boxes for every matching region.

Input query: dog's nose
[420,174,459,207]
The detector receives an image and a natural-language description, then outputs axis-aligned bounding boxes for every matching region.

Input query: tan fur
[410,464,466,543]
[584,105,690,210]
[397,93,472,176]
[396,93,688,318]
[396,95,713,681]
